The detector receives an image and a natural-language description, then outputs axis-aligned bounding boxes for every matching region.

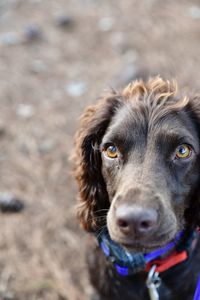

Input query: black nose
[116,205,158,237]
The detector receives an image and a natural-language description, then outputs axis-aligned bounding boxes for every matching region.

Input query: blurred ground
[0,0,200,299]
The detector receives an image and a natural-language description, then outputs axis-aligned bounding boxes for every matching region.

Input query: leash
[96,227,200,300]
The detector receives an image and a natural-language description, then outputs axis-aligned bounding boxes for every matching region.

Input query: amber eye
[175,144,192,159]
[104,145,118,158]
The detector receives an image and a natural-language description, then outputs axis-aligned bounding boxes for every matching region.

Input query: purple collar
[96,227,200,299]
[194,275,200,300]
[96,228,196,276]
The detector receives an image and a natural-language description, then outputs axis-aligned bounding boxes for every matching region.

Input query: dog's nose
[116,205,158,236]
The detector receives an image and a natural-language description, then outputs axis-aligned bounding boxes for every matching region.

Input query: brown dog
[75,77,200,300]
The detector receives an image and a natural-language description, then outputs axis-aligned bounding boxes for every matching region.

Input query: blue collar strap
[194,275,200,300]
[96,228,198,277]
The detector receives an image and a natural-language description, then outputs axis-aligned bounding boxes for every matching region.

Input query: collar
[96,227,199,276]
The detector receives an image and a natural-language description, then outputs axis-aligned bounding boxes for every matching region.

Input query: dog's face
[101,101,200,252]
[75,77,200,253]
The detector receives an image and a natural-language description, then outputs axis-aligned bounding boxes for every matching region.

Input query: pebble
[0,122,6,137]
[0,32,21,46]
[38,139,55,155]
[65,81,87,97]
[0,11,11,25]
[0,153,7,161]
[0,192,24,213]
[0,24,42,47]
[110,31,127,53]
[55,14,74,28]
[29,59,47,74]
[16,104,35,119]
[122,50,138,64]
[30,0,42,3]
[1,292,14,300]
[98,17,114,32]
[188,6,200,19]
[24,24,42,41]
[111,64,139,89]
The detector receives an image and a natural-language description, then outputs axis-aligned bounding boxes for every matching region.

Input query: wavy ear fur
[186,96,200,227]
[75,93,123,232]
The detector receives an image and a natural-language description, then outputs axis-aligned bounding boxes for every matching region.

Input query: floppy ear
[185,96,200,227]
[75,93,123,232]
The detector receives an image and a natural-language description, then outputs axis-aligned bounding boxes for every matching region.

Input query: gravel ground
[0,0,200,299]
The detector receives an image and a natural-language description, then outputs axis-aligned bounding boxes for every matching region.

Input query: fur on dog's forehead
[102,101,199,151]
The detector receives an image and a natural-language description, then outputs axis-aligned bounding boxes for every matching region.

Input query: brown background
[0,0,200,299]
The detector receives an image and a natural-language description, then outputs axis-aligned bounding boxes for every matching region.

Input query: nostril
[117,218,129,228]
[139,220,155,232]
[140,220,151,229]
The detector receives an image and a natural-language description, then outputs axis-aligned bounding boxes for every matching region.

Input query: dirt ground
[0,0,200,299]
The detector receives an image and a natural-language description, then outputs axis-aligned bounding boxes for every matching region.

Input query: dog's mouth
[121,240,172,253]
[110,230,178,253]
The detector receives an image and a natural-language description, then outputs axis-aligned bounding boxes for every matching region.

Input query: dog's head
[75,77,200,252]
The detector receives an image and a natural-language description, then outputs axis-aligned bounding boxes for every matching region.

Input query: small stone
[188,6,200,19]
[110,32,127,53]
[0,11,11,25]
[38,139,55,155]
[122,50,138,64]
[24,24,42,42]
[29,59,47,74]
[0,192,24,213]
[55,14,74,28]
[0,153,7,161]
[65,81,87,97]
[98,17,114,32]
[0,122,6,137]
[19,143,30,156]
[1,291,14,300]
[16,104,35,119]
[111,64,139,89]
[0,32,21,46]
[30,0,42,3]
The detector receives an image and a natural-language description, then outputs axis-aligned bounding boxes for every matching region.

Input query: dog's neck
[96,227,199,276]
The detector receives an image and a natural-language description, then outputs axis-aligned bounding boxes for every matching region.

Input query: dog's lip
[110,231,178,253]
[120,240,172,253]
